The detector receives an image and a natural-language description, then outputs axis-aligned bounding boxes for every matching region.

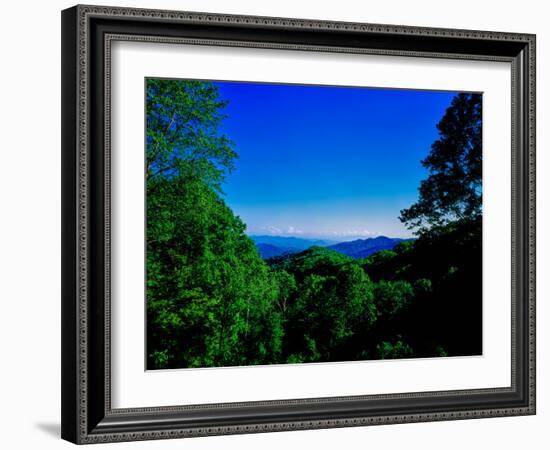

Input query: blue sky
[213,81,458,240]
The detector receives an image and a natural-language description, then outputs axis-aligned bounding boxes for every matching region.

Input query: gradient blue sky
[214,81,458,240]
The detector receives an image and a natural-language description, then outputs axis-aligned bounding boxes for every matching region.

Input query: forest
[146,79,482,369]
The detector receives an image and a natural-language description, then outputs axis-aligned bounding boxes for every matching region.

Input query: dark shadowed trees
[399,93,482,234]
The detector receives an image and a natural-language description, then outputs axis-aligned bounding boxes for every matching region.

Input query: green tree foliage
[283,258,376,362]
[376,340,414,359]
[146,80,282,369]
[363,216,482,357]
[146,78,237,192]
[271,270,296,314]
[399,93,482,233]
[373,280,413,319]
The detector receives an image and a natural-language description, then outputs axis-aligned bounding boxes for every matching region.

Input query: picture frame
[61,4,536,444]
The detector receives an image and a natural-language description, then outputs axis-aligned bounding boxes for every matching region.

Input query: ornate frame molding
[61,4,536,444]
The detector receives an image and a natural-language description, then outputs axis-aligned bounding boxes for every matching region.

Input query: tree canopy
[146,80,282,369]
[399,93,482,234]
[146,78,237,192]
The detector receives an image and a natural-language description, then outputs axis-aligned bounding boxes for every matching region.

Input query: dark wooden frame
[61,4,536,444]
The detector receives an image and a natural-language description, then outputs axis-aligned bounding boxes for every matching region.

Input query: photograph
[145,78,483,370]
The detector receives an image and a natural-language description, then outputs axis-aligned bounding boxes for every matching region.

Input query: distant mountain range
[250,235,412,260]
[251,236,330,258]
[254,243,295,259]
[327,236,412,258]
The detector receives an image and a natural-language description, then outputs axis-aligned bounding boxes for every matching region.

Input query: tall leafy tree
[146,79,282,369]
[146,78,237,191]
[399,93,482,233]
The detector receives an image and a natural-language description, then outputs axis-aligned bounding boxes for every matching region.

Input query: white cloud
[330,229,375,237]
[286,226,303,235]
[258,226,282,235]
[255,226,380,239]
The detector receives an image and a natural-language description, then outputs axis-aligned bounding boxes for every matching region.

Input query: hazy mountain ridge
[327,236,413,258]
[250,235,332,250]
[251,235,413,260]
[255,243,295,259]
